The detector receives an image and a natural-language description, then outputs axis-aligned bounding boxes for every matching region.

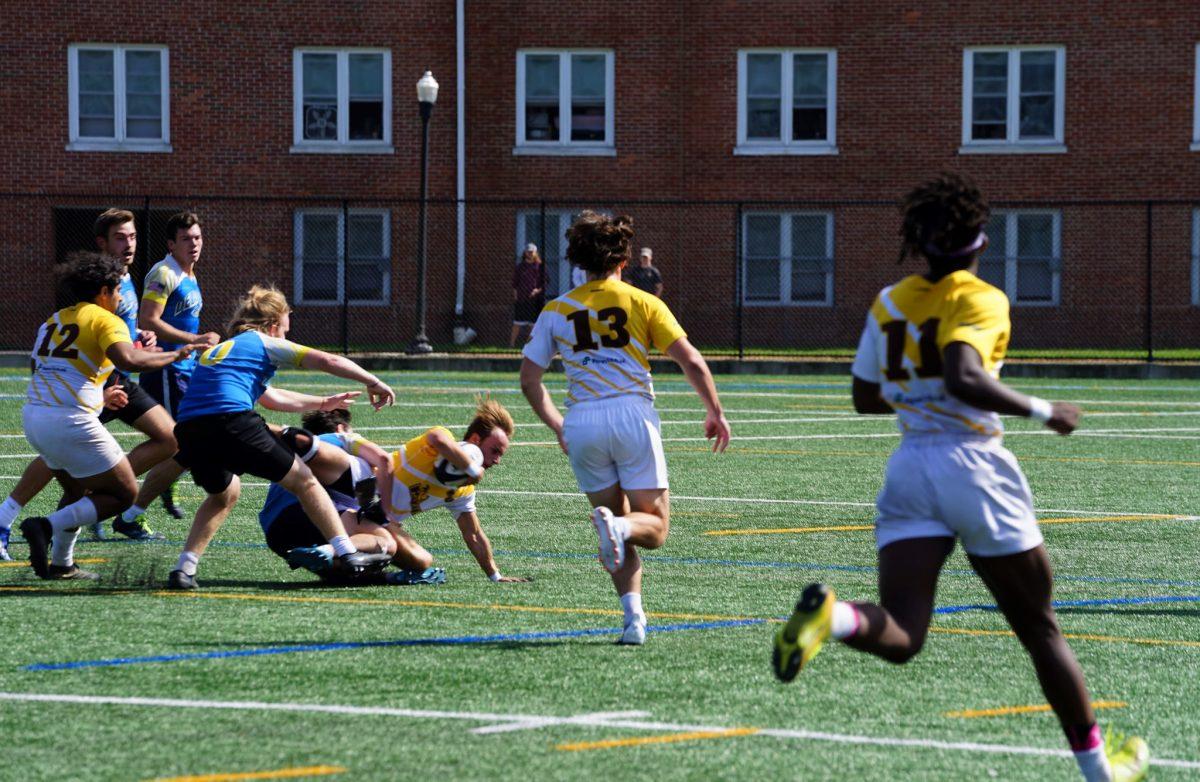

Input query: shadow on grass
[1059,606,1200,618]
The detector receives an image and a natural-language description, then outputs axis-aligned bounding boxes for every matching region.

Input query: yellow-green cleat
[772,582,834,682]
[1105,730,1149,782]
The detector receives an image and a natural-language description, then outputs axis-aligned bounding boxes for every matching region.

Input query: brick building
[2,1,1198,352]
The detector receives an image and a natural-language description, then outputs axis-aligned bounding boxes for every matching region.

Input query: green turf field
[0,369,1197,781]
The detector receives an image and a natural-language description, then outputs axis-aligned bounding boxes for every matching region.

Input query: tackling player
[18,253,197,578]
[520,211,730,645]
[770,174,1148,782]
[165,285,396,589]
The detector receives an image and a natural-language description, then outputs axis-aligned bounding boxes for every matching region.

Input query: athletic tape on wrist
[489,571,503,582]
[1027,396,1053,423]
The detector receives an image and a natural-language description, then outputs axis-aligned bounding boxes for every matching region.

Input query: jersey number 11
[881,318,942,380]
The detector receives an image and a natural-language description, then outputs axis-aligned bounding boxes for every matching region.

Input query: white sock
[0,496,23,530]
[176,550,200,576]
[121,505,146,523]
[612,513,630,542]
[329,535,357,557]
[620,592,644,624]
[1074,744,1112,782]
[47,497,97,533]
[830,601,861,640]
[50,528,80,568]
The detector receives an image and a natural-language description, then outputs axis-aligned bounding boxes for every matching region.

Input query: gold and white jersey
[27,303,131,414]
[387,426,477,519]
[851,270,1011,437]
[522,277,686,407]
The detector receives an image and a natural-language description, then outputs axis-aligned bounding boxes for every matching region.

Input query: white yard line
[0,693,1193,770]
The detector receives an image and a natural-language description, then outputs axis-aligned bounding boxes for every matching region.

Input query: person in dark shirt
[623,247,663,297]
[510,243,547,347]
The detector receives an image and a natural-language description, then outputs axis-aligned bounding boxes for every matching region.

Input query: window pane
[126,118,162,139]
[1016,214,1054,257]
[348,214,385,257]
[349,54,383,98]
[747,98,781,139]
[78,49,115,138]
[791,271,827,302]
[347,261,387,300]
[570,54,606,141]
[302,54,338,140]
[976,259,1006,289]
[302,214,340,259]
[524,54,559,141]
[792,55,828,141]
[746,257,781,300]
[349,101,383,140]
[1018,94,1054,139]
[745,215,781,256]
[303,262,339,301]
[977,218,1007,290]
[1016,260,1054,301]
[1020,51,1056,93]
[747,54,781,95]
[1019,51,1057,141]
[791,215,827,258]
[78,50,114,92]
[971,52,1008,141]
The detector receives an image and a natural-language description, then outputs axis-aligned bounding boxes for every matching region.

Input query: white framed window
[67,44,170,152]
[977,210,1061,305]
[292,49,392,153]
[961,47,1065,154]
[515,50,615,155]
[1192,208,1199,306]
[741,212,834,306]
[294,209,390,305]
[736,50,837,155]
[1192,44,1200,152]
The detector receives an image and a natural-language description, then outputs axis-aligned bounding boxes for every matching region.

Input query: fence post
[539,199,547,290]
[735,202,744,361]
[1145,201,1154,363]
[341,199,350,356]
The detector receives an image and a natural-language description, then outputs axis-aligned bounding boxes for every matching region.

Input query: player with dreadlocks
[770,173,1149,782]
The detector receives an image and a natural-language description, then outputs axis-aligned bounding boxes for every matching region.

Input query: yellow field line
[944,700,1127,719]
[702,514,1189,537]
[146,765,345,782]
[0,557,107,569]
[931,625,1200,649]
[1037,514,1184,525]
[557,727,760,752]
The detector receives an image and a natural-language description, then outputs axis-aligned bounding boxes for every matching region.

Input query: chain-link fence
[1,193,1197,360]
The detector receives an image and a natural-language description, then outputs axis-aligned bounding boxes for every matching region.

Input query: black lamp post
[406,70,439,355]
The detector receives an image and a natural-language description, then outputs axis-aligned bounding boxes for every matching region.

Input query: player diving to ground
[164,284,396,590]
[18,253,201,579]
[770,173,1149,782]
[520,211,730,645]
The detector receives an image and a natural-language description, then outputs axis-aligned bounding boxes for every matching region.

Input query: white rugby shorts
[563,395,668,493]
[874,434,1043,557]
[23,404,125,479]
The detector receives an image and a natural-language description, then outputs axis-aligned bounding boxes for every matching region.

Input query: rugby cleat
[616,616,647,646]
[772,582,835,682]
[19,517,52,578]
[161,485,185,519]
[334,550,392,575]
[87,521,108,541]
[385,567,447,586]
[167,569,198,590]
[287,545,333,573]
[0,525,11,561]
[112,515,165,541]
[47,563,99,581]
[591,506,626,574]
[1106,730,1149,782]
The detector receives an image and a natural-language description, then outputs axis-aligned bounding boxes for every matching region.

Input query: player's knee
[412,549,434,570]
[884,639,925,664]
[113,477,138,509]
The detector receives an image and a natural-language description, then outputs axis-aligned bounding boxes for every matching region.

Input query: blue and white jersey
[258,433,371,532]
[115,272,139,340]
[142,255,203,375]
[175,330,310,423]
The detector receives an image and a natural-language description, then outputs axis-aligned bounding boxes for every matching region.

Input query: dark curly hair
[55,251,125,305]
[566,211,635,276]
[898,173,990,274]
[301,408,352,435]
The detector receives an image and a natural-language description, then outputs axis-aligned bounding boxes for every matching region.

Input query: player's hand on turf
[367,380,395,410]
[705,411,731,452]
[321,391,361,412]
[138,329,158,349]
[200,331,221,346]
[1046,402,1080,435]
[103,383,128,410]
[494,575,531,583]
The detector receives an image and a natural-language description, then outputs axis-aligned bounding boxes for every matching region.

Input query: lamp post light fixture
[406,70,439,355]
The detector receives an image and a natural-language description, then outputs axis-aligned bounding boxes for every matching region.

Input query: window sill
[733,144,839,156]
[1191,141,1200,152]
[290,144,395,155]
[66,141,172,153]
[958,143,1067,155]
[512,145,616,157]
[741,300,833,308]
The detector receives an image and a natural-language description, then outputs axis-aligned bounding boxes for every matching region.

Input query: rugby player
[18,253,199,579]
[520,211,730,645]
[165,285,395,590]
[771,174,1148,782]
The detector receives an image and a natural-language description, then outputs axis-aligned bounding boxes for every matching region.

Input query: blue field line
[934,594,1200,615]
[23,618,764,672]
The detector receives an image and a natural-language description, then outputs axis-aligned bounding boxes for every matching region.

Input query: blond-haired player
[771,174,1148,782]
[18,253,199,579]
[374,398,529,583]
[520,211,730,645]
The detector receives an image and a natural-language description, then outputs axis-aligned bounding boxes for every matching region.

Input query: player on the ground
[0,209,183,558]
[369,397,530,584]
[136,210,220,523]
[165,285,396,590]
[770,173,1149,782]
[18,253,198,579]
[519,211,730,645]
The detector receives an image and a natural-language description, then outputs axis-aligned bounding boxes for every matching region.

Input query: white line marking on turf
[0,693,1193,770]
[472,710,652,735]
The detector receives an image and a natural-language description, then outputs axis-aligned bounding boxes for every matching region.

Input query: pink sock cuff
[1067,723,1103,752]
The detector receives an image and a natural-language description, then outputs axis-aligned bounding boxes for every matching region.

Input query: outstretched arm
[519,358,567,454]
[106,341,200,373]
[299,349,395,409]
[943,342,1079,435]
[258,387,359,413]
[664,337,730,452]
[455,511,528,582]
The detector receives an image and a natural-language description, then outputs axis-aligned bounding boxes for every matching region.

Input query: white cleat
[617,617,647,646]
[591,506,625,574]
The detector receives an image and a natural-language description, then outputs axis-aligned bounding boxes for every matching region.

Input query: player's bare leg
[106,406,181,540]
[123,405,177,475]
[0,457,55,560]
[383,521,433,570]
[168,475,241,589]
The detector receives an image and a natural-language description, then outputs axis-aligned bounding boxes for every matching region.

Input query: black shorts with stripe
[98,373,159,426]
[174,411,296,494]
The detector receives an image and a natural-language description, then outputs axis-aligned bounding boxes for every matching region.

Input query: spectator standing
[510,243,547,347]
[624,247,663,297]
